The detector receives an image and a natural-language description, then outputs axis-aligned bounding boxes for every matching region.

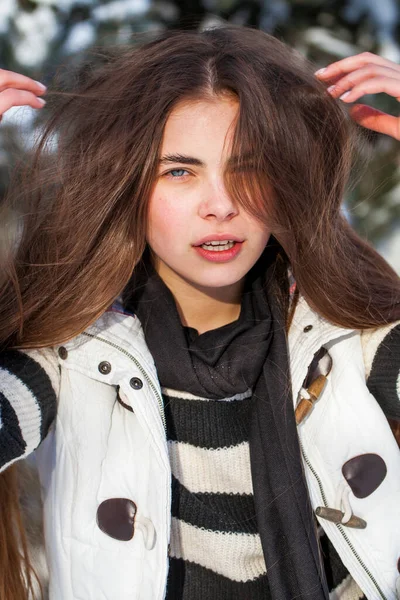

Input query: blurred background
[0,0,399,271]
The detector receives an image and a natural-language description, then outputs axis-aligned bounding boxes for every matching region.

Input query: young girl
[0,26,399,600]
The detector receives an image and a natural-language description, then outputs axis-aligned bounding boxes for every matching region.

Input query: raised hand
[315,52,400,140]
[0,69,46,122]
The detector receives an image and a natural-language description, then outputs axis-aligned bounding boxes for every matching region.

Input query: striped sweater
[163,386,268,597]
[0,323,399,599]
[163,385,367,599]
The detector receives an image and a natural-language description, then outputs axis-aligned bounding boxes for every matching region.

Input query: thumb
[349,103,400,140]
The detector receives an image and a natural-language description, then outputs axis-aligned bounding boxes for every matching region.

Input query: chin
[185,271,247,290]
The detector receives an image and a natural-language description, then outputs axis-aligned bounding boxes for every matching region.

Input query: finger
[330,76,400,102]
[326,65,400,99]
[315,52,400,81]
[349,103,400,140]
[0,89,46,116]
[321,64,400,96]
[0,68,46,95]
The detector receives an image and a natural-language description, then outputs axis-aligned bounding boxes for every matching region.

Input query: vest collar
[288,296,356,400]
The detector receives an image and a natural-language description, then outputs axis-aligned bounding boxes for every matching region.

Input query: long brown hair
[0,26,399,598]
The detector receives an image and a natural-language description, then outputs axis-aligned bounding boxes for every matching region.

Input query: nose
[198,178,238,222]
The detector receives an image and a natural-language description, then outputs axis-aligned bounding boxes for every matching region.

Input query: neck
[156,264,244,335]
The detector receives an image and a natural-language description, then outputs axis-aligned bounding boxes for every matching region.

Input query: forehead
[161,97,240,157]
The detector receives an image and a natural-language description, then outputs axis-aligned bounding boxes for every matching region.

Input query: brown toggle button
[295,374,327,425]
[342,454,387,499]
[296,349,332,425]
[58,346,68,360]
[315,506,367,529]
[303,325,313,333]
[98,361,112,375]
[97,498,137,541]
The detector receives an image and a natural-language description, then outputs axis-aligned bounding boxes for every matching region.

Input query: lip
[194,240,244,263]
[193,234,244,246]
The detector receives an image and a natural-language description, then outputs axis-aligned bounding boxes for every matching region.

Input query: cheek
[147,195,186,250]
[245,219,271,248]
[148,194,169,235]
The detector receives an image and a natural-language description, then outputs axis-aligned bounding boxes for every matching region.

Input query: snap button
[98,361,112,375]
[130,377,143,390]
[303,325,313,333]
[58,346,68,360]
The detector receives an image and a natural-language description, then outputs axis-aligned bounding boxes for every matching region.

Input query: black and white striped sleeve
[0,348,59,473]
[362,322,400,422]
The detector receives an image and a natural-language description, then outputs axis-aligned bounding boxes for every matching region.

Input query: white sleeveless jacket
[19,298,400,599]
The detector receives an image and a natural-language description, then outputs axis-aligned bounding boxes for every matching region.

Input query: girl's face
[147,96,270,294]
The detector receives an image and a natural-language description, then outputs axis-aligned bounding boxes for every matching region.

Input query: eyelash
[162,165,256,180]
[164,168,191,179]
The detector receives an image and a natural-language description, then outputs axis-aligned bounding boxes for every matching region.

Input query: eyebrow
[158,152,256,167]
[159,154,205,167]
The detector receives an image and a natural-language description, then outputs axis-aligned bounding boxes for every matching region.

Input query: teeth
[209,240,233,245]
[201,241,235,251]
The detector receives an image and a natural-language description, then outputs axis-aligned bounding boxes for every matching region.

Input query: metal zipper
[299,440,387,600]
[81,331,167,432]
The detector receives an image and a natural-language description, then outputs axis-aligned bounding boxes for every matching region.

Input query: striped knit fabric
[163,383,368,600]
[163,386,270,598]
[0,349,58,474]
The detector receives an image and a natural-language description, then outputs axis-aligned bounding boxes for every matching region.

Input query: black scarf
[125,250,329,600]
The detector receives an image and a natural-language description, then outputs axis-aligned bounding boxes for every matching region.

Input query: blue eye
[167,169,188,178]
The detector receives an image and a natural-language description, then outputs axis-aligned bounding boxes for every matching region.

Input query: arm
[0,348,59,473]
[316,54,400,417]
[317,55,400,440]
[361,322,400,447]
[0,69,53,471]
[361,322,400,421]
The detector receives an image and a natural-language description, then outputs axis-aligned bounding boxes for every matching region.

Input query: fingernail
[339,91,351,100]
[327,85,336,94]
[37,97,46,105]
[315,68,327,76]
[35,80,47,92]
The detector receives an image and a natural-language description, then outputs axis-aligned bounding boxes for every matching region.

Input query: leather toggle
[295,348,332,425]
[97,498,137,541]
[315,506,367,529]
[342,454,387,498]
[295,375,327,425]
[97,498,156,550]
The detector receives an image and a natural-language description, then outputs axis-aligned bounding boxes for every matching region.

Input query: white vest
[32,299,400,599]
